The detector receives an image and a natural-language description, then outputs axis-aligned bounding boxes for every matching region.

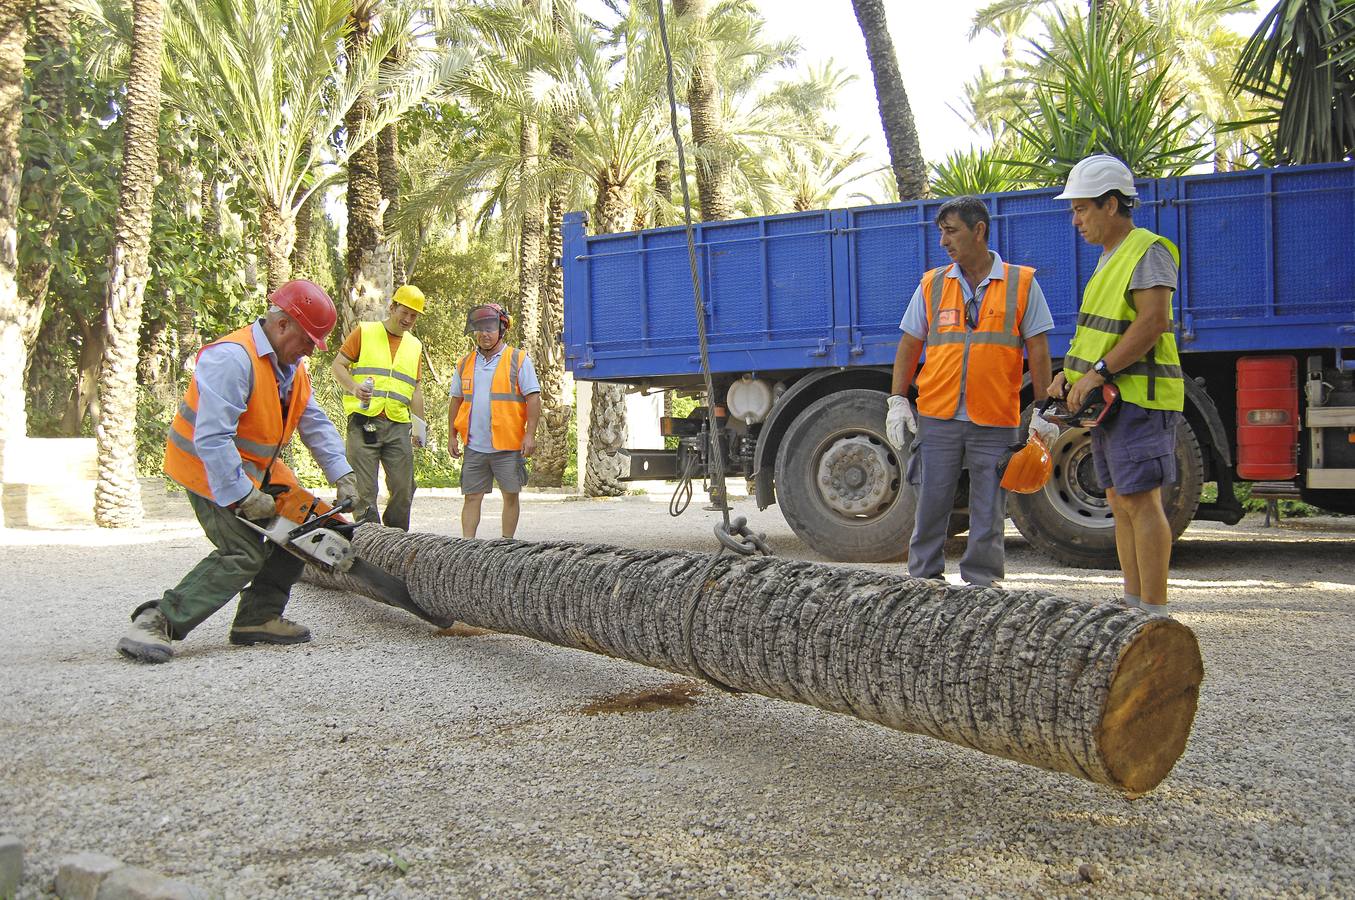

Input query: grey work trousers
[345,413,415,531]
[157,491,305,638]
[906,415,1018,586]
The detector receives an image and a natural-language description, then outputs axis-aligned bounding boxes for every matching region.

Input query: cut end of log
[1097,619,1204,794]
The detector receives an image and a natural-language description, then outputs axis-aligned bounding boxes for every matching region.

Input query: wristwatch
[1093,358,1114,380]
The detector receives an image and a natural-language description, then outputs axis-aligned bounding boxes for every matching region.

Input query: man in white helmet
[1047,154,1184,616]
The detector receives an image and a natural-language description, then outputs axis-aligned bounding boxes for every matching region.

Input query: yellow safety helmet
[392,284,426,313]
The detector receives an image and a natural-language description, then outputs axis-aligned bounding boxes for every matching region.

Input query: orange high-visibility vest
[454,345,528,451]
[163,324,325,523]
[914,262,1034,427]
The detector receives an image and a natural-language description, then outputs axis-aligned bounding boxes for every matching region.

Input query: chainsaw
[236,489,453,628]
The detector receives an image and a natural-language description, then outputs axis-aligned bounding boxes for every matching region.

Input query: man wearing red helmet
[116,280,359,664]
[447,303,541,539]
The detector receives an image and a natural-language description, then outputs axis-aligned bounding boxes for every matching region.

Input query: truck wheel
[1010,415,1204,568]
[774,390,914,563]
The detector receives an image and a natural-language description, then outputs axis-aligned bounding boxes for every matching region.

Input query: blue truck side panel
[563,163,1355,381]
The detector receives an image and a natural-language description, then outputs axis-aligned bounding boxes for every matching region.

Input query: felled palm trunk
[308,526,1203,794]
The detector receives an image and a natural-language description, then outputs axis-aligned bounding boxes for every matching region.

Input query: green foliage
[1000,8,1210,184]
[1231,0,1355,164]
[929,145,1035,197]
[135,392,174,478]
[408,236,517,377]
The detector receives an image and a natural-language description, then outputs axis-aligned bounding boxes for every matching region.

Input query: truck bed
[563,162,1355,382]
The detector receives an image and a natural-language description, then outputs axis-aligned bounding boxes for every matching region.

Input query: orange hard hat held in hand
[1000,432,1053,495]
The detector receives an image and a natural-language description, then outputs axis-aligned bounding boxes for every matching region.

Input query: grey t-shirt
[1097,241,1178,293]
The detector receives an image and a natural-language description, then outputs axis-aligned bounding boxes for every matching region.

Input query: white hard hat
[1055,154,1138,200]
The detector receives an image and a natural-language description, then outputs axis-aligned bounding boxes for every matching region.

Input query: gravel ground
[2,483,1353,898]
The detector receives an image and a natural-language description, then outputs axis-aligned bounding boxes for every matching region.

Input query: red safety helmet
[999,433,1053,494]
[269,279,337,351]
[465,302,511,335]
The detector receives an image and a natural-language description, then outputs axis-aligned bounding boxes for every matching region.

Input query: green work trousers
[345,413,415,531]
[157,491,305,639]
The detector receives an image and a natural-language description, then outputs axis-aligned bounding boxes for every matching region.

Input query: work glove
[885,395,916,450]
[334,472,358,511]
[1028,409,1061,445]
[236,486,276,522]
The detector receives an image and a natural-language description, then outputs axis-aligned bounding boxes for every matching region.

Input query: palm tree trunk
[517,113,544,364]
[343,2,390,326]
[582,178,632,497]
[849,0,927,200]
[94,0,165,528]
[63,306,105,435]
[674,0,734,221]
[378,119,403,284]
[652,158,671,227]
[532,128,570,487]
[312,528,1205,795]
[16,0,71,362]
[289,139,314,278]
[0,2,29,446]
[258,200,295,295]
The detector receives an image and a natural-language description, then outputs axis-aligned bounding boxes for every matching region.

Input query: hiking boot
[117,605,174,664]
[229,617,312,646]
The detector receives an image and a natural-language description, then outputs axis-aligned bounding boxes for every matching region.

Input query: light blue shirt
[193,320,352,506]
[899,250,1054,422]
[449,344,541,454]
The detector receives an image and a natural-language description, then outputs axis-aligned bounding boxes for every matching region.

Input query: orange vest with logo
[454,345,528,451]
[163,324,324,523]
[915,262,1033,427]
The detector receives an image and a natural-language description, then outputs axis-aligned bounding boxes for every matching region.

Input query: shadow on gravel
[1171,537,1355,581]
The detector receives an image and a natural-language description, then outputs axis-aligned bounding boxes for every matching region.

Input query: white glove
[885,395,916,449]
[1029,410,1061,445]
[334,472,358,510]
[236,487,276,522]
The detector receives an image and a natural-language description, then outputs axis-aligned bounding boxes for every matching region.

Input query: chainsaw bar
[345,558,456,628]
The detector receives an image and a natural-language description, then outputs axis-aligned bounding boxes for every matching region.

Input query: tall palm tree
[93,0,164,528]
[849,0,926,199]
[1233,0,1355,164]
[344,0,388,325]
[141,0,467,293]
[673,0,733,220]
[17,0,73,356]
[0,1,29,446]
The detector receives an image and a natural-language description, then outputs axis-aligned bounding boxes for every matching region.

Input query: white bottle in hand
[360,376,375,409]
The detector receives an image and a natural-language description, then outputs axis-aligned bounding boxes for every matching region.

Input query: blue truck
[562,162,1355,565]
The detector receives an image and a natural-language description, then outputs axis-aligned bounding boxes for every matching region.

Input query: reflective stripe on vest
[162,324,312,517]
[453,345,528,451]
[914,261,1033,427]
[342,321,422,422]
[1064,228,1184,411]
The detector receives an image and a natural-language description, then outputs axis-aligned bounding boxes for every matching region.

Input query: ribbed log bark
[308,526,1204,794]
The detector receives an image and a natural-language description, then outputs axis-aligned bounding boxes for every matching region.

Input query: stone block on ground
[0,438,97,528]
[0,834,22,897]
[55,852,123,900]
[94,866,207,900]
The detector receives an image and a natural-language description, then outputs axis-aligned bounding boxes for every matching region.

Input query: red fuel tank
[1236,356,1299,480]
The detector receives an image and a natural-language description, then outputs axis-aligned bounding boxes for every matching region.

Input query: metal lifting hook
[714,516,771,557]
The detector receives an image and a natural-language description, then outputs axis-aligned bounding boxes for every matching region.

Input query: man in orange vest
[116,280,358,663]
[887,197,1056,587]
[447,303,541,539]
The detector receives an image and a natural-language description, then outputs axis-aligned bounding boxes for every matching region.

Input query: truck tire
[775,390,913,562]
[1010,415,1204,569]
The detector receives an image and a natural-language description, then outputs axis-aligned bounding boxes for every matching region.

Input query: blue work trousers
[907,415,1018,586]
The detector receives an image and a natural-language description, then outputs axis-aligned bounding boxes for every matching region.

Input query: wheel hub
[1044,429,1115,528]
[816,435,897,517]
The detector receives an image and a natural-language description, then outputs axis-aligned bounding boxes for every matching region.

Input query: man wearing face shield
[447,303,541,539]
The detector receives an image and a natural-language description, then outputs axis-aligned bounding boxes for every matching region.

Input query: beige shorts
[460,448,527,494]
